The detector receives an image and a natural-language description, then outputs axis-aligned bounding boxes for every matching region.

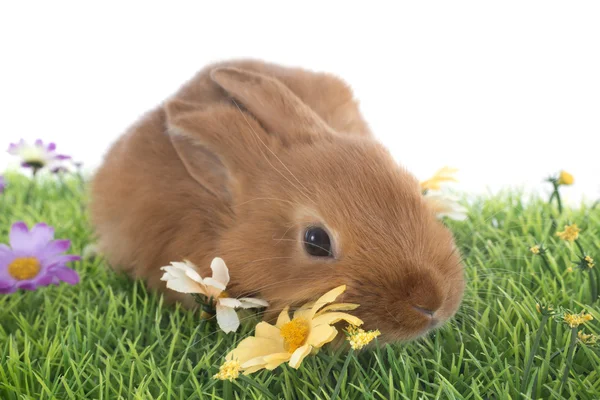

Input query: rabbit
[90,59,464,342]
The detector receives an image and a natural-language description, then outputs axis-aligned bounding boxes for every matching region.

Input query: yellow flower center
[556,224,580,242]
[530,246,540,254]
[578,331,599,345]
[280,317,310,353]
[219,291,230,298]
[213,360,241,381]
[584,256,595,268]
[8,257,41,280]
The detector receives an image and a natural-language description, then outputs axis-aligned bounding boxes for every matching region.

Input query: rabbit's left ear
[210,67,337,143]
[165,100,275,200]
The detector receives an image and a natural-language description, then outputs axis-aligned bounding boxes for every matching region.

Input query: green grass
[1,173,599,399]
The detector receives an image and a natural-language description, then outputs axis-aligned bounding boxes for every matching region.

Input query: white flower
[7,139,70,170]
[423,190,468,221]
[160,257,268,333]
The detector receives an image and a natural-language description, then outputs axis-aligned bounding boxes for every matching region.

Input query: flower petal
[0,244,11,258]
[440,211,468,221]
[43,239,71,256]
[227,337,285,364]
[175,260,204,282]
[276,306,291,327]
[160,264,186,279]
[164,276,205,294]
[183,266,205,284]
[160,271,173,281]
[16,281,38,291]
[311,311,363,328]
[203,277,226,293]
[219,297,243,309]
[0,285,17,294]
[29,223,55,251]
[294,285,346,320]
[0,277,16,290]
[216,304,240,333]
[240,356,270,369]
[307,324,338,348]
[210,257,230,287]
[33,273,54,287]
[9,222,30,252]
[53,267,80,285]
[262,353,292,370]
[288,344,312,369]
[255,321,283,341]
[45,255,80,270]
[315,303,360,316]
[237,297,269,308]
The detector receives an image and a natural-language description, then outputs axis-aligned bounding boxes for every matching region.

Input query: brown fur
[90,59,464,342]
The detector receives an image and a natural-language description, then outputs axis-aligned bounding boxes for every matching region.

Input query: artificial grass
[0,173,599,399]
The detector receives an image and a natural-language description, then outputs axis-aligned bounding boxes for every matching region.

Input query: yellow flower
[566,267,574,273]
[213,360,241,381]
[535,303,554,315]
[564,311,594,328]
[530,245,540,255]
[555,224,580,242]
[346,325,381,350]
[584,256,595,268]
[226,285,362,374]
[578,331,599,345]
[557,170,574,186]
[420,167,458,191]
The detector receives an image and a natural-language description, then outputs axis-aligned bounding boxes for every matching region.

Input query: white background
[1,1,598,203]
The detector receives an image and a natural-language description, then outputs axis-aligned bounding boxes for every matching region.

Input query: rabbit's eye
[303,227,332,257]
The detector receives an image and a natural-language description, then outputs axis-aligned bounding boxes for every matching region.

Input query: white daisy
[7,139,70,172]
[423,190,468,221]
[160,257,268,333]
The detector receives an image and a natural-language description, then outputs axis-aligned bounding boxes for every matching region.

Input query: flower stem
[539,255,562,289]
[589,268,598,304]
[540,255,552,274]
[574,240,585,257]
[559,327,578,392]
[331,348,354,400]
[520,315,549,395]
[554,187,563,214]
[76,167,86,190]
[24,174,37,204]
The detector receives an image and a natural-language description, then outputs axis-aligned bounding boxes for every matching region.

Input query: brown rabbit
[90,59,464,342]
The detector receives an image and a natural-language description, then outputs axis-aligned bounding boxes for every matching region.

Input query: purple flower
[0,175,5,193]
[7,139,71,172]
[0,222,81,294]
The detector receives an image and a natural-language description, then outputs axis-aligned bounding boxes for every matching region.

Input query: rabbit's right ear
[165,100,272,199]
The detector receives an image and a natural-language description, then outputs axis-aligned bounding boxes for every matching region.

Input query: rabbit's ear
[210,67,336,143]
[165,100,272,199]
